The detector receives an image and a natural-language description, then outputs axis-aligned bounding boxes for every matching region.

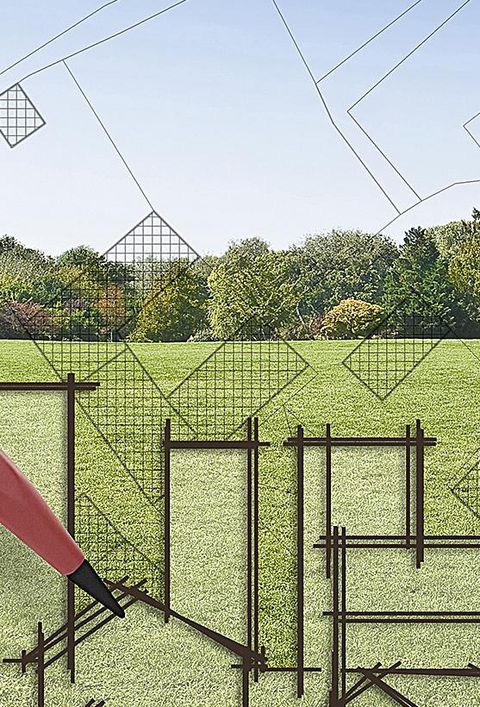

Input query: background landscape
[1,207,480,345]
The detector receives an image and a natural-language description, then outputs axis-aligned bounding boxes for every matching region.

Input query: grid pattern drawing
[0,84,45,147]
[451,454,480,522]
[16,210,200,381]
[107,211,200,337]
[77,346,189,502]
[343,302,451,399]
[168,319,310,439]
[75,493,162,612]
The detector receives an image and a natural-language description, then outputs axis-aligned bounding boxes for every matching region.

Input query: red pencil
[0,450,124,617]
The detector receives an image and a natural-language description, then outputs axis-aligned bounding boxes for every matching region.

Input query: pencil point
[68,560,125,618]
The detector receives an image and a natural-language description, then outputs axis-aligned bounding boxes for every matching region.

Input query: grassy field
[1,338,480,705]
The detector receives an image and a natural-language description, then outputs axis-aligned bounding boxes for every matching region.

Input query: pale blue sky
[0,0,479,256]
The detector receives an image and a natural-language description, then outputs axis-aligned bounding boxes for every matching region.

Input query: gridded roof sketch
[0,83,45,147]
[343,299,452,399]
[107,210,200,335]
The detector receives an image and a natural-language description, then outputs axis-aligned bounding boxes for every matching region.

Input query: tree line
[1,208,480,341]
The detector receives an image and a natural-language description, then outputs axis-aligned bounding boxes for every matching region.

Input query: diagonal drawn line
[270,0,401,214]
[358,668,417,706]
[448,447,480,493]
[106,579,266,664]
[348,109,421,200]
[346,0,473,201]
[63,59,154,211]
[104,209,200,261]
[374,179,480,236]
[317,0,424,83]
[166,324,312,439]
[76,493,160,566]
[258,368,319,435]
[17,0,191,84]
[342,288,455,399]
[0,0,120,78]
[273,0,480,233]
[77,395,164,511]
[464,112,480,150]
[349,0,473,113]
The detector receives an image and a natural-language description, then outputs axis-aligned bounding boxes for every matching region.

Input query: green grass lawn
[1,338,480,705]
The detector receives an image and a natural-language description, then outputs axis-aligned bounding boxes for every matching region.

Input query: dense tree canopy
[291,229,398,320]
[448,212,480,324]
[132,263,208,342]
[207,238,301,339]
[1,208,480,341]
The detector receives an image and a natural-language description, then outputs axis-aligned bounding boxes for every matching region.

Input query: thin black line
[37,623,45,707]
[67,373,76,684]
[331,527,339,705]
[273,0,480,233]
[317,0,424,83]
[324,611,480,617]
[270,0,401,214]
[63,60,154,211]
[256,368,319,434]
[349,0,473,112]
[341,527,347,700]
[406,424,411,548]
[0,382,98,391]
[105,580,266,663]
[348,666,480,677]
[325,423,332,579]
[242,660,249,707]
[286,436,437,448]
[464,111,480,150]
[339,618,480,624]
[342,661,385,703]
[18,0,192,84]
[0,0,120,78]
[374,179,480,236]
[358,668,417,706]
[348,110,421,200]
[415,420,425,568]
[316,0,429,201]
[346,0,473,202]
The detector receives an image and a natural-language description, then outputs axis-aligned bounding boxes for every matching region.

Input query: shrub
[0,301,56,339]
[320,299,384,339]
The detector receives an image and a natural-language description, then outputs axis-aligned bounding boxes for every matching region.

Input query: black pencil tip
[68,560,125,618]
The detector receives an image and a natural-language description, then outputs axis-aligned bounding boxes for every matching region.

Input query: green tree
[57,245,104,271]
[0,235,20,254]
[448,229,480,323]
[0,247,54,307]
[131,263,208,342]
[57,245,131,289]
[428,208,480,258]
[291,229,398,322]
[382,226,471,332]
[207,238,301,339]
